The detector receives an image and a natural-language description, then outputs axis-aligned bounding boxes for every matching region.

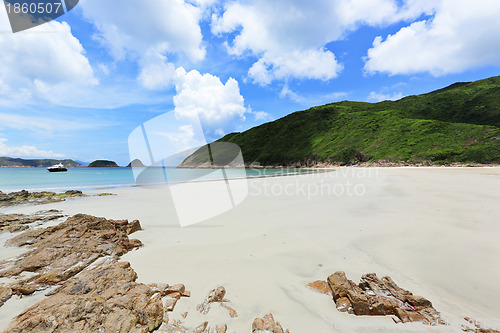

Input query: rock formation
[0,190,87,208]
[197,286,238,318]
[0,210,63,233]
[252,313,290,333]
[309,271,445,325]
[6,261,166,333]
[0,214,143,308]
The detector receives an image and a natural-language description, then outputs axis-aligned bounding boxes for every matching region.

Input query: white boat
[47,163,67,172]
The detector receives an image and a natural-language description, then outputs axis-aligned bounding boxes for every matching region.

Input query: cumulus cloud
[364,0,500,76]
[0,10,97,106]
[0,138,65,158]
[80,0,207,89]
[211,0,425,85]
[173,68,246,129]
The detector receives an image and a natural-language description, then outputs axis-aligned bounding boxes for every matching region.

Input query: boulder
[311,271,446,325]
[6,261,164,333]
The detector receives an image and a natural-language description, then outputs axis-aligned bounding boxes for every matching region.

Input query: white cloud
[80,0,206,80]
[0,113,110,133]
[138,51,177,90]
[0,11,97,106]
[211,0,424,85]
[367,91,404,102]
[364,0,500,76]
[0,138,65,158]
[173,67,246,128]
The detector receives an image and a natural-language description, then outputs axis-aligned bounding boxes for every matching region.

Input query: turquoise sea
[0,167,309,193]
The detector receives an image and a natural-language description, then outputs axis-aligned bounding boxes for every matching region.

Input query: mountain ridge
[187,76,500,166]
[0,157,82,168]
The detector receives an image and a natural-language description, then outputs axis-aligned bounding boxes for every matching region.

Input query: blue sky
[1,0,500,165]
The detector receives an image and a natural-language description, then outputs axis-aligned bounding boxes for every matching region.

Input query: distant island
[0,157,82,168]
[126,159,146,167]
[88,160,119,167]
[182,76,500,167]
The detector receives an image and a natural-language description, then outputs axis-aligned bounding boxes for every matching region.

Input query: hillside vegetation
[217,76,500,165]
[87,160,119,167]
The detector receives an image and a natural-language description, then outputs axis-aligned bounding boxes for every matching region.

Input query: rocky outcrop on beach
[0,210,63,233]
[309,271,445,325]
[0,190,88,208]
[463,318,500,333]
[252,314,290,333]
[0,214,143,308]
[196,286,237,318]
[6,261,164,333]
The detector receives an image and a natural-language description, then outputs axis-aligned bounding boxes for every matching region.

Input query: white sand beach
[1,167,499,332]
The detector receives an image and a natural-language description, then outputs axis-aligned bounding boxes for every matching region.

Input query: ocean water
[0,167,309,193]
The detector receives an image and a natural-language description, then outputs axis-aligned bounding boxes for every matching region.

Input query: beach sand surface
[1,167,499,332]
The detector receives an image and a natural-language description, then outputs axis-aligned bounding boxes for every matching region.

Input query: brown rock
[164,297,178,312]
[319,271,445,325]
[335,297,352,313]
[0,210,63,233]
[6,261,164,333]
[194,321,209,333]
[252,313,290,333]
[220,303,238,318]
[307,280,332,296]
[0,214,144,308]
[216,323,227,333]
[197,286,226,315]
[0,286,12,307]
[127,219,142,234]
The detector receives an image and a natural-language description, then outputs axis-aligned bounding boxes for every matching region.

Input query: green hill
[88,160,119,167]
[0,157,82,167]
[207,76,500,166]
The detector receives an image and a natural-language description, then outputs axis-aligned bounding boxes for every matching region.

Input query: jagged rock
[0,190,88,208]
[197,286,226,314]
[311,271,445,325]
[0,286,12,307]
[127,219,142,234]
[307,280,332,296]
[197,286,237,318]
[64,190,83,196]
[252,314,290,333]
[5,261,164,333]
[194,321,209,333]
[0,210,63,233]
[0,214,142,308]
